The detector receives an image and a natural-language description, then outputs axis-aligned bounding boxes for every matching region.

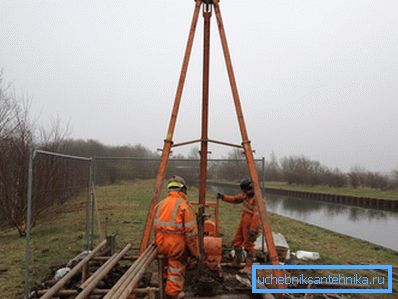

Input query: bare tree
[188,146,200,159]
[390,168,398,189]
[0,74,33,235]
[0,72,15,137]
[265,152,281,181]
[0,74,74,236]
[280,155,347,187]
[365,172,388,190]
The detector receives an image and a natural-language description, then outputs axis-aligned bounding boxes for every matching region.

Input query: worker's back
[154,191,198,257]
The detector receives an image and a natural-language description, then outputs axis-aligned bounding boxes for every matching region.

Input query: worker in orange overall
[216,177,259,274]
[154,175,199,299]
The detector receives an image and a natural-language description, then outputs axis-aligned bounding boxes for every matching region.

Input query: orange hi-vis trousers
[223,192,260,254]
[154,191,199,296]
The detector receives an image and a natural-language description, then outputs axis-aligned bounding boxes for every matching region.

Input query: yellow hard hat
[167,175,187,190]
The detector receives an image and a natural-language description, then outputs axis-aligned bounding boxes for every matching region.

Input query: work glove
[187,256,199,270]
[216,193,224,200]
[248,230,257,238]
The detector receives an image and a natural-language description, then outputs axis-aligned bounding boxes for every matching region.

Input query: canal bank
[207,182,398,251]
[209,181,398,212]
[265,211,398,276]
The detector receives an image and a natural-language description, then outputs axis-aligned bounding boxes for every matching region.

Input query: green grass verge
[215,179,398,200]
[1,180,397,298]
[265,181,398,200]
[0,193,88,298]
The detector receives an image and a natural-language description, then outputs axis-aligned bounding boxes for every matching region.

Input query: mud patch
[185,266,255,298]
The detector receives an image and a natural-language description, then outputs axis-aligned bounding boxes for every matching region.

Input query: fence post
[24,148,35,298]
[89,158,95,249]
[85,161,92,250]
[92,156,97,186]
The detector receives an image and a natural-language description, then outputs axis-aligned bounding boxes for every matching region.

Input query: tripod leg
[139,0,202,254]
[213,0,285,288]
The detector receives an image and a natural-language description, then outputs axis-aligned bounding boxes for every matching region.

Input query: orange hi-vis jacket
[153,191,199,257]
[153,191,199,296]
[223,192,259,232]
[223,192,260,253]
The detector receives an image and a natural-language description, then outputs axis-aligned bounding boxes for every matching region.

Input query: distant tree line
[1,72,397,236]
[263,152,398,190]
[194,150,398,191]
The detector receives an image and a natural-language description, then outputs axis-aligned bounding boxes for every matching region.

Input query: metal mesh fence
[25,150,92,297]
[24,154,265,297]
[91,157,265,250]
[93,157,265,187]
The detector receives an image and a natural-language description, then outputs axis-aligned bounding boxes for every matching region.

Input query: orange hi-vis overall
[223,192,259,254]
[153,191,199,297]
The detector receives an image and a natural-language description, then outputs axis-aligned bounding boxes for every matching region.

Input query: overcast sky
[1,0,397,172]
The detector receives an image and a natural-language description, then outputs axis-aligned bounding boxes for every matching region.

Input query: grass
[0,194,87,298]
[265,181,398,200]
[214,179,398,200]
[1,179,397,298]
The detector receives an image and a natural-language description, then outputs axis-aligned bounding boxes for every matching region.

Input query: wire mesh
[25,150,91,297]
[23,154,265,297]
[91,156,265,251]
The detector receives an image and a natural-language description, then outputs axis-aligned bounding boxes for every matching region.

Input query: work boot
[228,247,243,268]
[239,253,253,274]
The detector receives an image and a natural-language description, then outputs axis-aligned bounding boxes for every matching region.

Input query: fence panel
[25,150,91,297]
[91,157,265,250]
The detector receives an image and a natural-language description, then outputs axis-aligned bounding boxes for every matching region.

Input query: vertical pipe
[198,2,212,259]
[85,162,91,250]
[139,0,202,254]
[24,149,34,299]
[158,256,165,299]
[215,198,220,236]
[89,159,95,249]
[213,0,285,287]
[92,157,97,187]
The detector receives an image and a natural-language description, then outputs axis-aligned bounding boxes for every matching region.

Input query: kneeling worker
[154,175,199,299]
[216,177,259,273]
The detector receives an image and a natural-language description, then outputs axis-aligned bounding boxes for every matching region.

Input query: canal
[208,183,398,251]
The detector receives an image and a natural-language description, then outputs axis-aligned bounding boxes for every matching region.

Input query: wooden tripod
[139,0,285,288]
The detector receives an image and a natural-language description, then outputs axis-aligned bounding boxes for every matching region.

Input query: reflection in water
[208,184,398,251]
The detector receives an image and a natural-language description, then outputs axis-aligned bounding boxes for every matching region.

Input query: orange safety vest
[242,196,258,215]
[223,192,259,215]
[154,191,198,238]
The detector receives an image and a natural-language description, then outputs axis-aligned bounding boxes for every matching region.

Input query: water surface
[208,184,398,251]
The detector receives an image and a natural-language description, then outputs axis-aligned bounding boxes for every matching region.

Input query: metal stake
[24,148,35,299]
[86,161,91,250]
[90,160,95,249]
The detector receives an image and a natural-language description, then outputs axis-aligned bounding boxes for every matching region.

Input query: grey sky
[1,0,397,172]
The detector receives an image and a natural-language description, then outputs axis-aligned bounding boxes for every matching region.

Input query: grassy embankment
[215,179,398,200]
[265,181,398,200]
[0,180,397,298]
